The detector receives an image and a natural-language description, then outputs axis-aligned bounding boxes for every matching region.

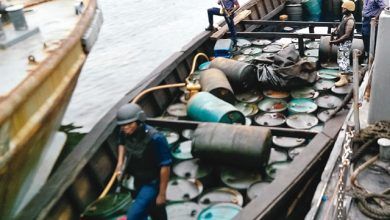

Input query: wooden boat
[15,0,367,219]
[0,0,102,219]
[307,8,390,220]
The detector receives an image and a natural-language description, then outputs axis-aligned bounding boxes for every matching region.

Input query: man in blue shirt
[206,0,240,45]
[362,0,387,56]
[115,103,172,220]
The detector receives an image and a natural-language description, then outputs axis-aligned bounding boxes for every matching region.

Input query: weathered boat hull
[0,0,102,218]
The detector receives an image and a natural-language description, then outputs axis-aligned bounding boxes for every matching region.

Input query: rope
[350,155,390,219]
[350,138,376,163]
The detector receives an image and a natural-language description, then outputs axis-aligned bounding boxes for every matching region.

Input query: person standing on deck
[330,0,356,87]
[115,103,172,220]
[362,0,387,57]
[206,0,240,46]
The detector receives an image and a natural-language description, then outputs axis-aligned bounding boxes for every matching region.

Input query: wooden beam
[241,20,363,27]
[232,32,363,39]
[210,10,251,40]
[244,3,285,32]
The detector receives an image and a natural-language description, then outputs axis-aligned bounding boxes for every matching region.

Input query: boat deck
[0,0,81,96]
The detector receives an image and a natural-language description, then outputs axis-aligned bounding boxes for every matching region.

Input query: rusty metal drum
[200,68,235,104]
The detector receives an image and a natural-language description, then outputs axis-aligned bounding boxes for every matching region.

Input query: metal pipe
[352,49,362,132]
[235,31,363,39]
[6,5,28,31]
[240,20,363,27]
[378,138,390,161]
[368,18,377,69]
[298,34,304,57]
[0,16,5,40]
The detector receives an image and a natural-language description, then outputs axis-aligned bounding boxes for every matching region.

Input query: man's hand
[329,40,337,45]
[156,193,166,206]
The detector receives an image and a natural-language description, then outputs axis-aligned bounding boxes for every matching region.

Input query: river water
[62,0,249,132]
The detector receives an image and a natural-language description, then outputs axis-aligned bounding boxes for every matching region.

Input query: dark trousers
[127,180,167,220]
[362,16,374,56]
[207,7,237,44]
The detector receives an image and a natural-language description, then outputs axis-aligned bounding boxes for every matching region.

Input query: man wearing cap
[362,0,387,56]
[206,0,240,46]
[115,103,171,220]
[330,0,356,87]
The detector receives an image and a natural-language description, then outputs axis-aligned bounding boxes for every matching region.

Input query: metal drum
[245,117,252,126]
[306,41,320,49]
[254,112,286,127]
[315,95,343,109]
[331,83,352,95]
[304,49,319,57]
[167,103,187,118]
[154,115,178,121]
[233,54,254,63]
[235,90,263,103]
[252,39,272,47]
[286,4,303,21]
[235,102,258,117]
[171,140,193,160]
[268,148,288,164]
[286,113,319,130]
[173,158,213,180]
[263,90,289,99]
[81,193,132,220]
[263,44,283,53]
[314,79,335,91]
[257,98,288,113]
[192,123,272,169]
[199,61,211,71]
[303,56,319,63]
[182,129,195,140]
[197,203,242,220]
[291,87,318,99]
[319,36,365,66]
[166,202,201,220]
[247,181,271,201]
[317,68,340,80]
[236,38,252,48]
[161,130,180,148]
[210,57,257,91]
[241,47,262,56]
[220,167,262,190]
[187,92,245,124]
[272,136,306,149]
[198,187,244,207]
[288,98,318,114]
[167,179,203,202]
[200,68,235,104]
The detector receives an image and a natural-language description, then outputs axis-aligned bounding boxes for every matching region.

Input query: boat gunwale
[0,0,97,125]
[14,29,213,220]
[16,0,351,218]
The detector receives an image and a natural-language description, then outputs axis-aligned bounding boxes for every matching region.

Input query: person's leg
[207,7,222,30]
[362,17,371,56]
[224,15,237,45]
[149,204,167,220]
[335,40,352,87]
[127,181,159,220]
